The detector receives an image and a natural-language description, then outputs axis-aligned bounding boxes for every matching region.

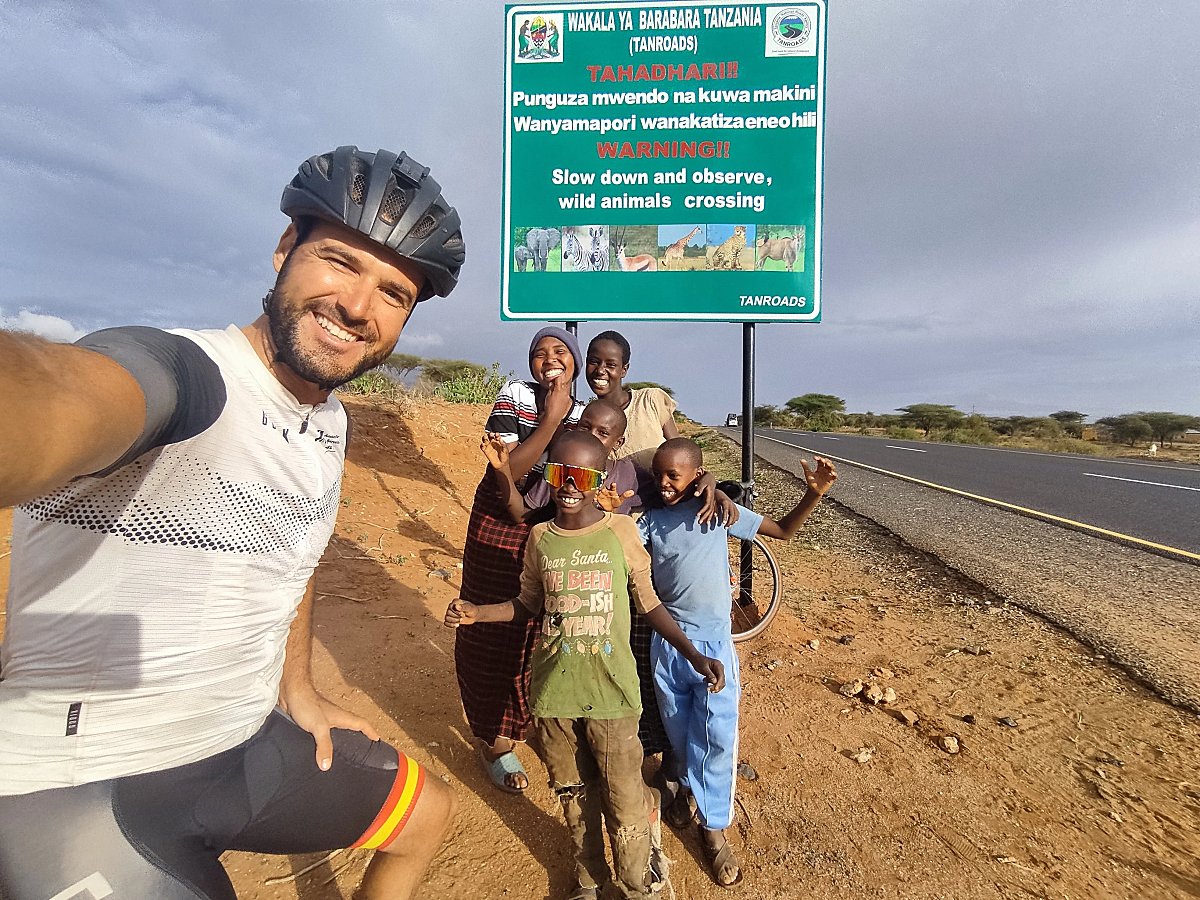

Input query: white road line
[886,445,927,453]
[749,432,1200,563]
[1084,473,1200,492]
[819,436,841,440]
[755,428,1200,472]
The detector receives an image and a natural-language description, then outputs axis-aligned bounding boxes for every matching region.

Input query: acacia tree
[1096,414,1153,446]
[785,393,845,417]
[1049,410,1087,438]
[1136,411,1200,445]
[784,393,845,431]
[897,404,963,434]
[385,352,423,378]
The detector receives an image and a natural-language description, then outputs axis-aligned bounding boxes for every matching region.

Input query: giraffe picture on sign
[658,224,706,271]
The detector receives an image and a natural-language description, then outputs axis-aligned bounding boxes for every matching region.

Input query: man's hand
[596,481,635,512]
[800,456,838,496]
[278,682,380,772]
[481,432,511,470]
[444,598,480,627]
[687,654,726,693]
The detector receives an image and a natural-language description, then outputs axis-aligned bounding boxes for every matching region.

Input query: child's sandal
[664,790,697,829]
[700,827,744,889]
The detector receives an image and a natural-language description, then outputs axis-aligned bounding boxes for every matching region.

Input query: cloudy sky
[2,0,1197,424]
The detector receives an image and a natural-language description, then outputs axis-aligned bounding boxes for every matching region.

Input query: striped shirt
[485,379,584,445]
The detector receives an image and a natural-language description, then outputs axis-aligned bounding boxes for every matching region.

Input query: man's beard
[265,285,394,392]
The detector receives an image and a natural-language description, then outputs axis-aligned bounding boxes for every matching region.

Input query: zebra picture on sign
[501,0,827,322]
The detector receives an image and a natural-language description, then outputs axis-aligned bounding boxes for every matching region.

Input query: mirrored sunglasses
[543,462,606,493]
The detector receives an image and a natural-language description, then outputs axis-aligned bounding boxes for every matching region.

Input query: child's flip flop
[479,748,528,793]
[700,826,744,889]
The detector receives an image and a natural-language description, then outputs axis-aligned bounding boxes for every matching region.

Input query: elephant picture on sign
[518,226,561,271]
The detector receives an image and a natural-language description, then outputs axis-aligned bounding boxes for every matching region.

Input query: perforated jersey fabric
[0,326,347,795]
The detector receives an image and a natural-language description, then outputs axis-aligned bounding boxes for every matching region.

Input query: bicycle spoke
[728,536,782,642]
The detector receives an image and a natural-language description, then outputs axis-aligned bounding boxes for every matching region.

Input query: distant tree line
[751,395,1200,448]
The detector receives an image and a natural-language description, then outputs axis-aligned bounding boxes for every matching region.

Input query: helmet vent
[444,230,463,248]
[350,172,368,205]
[349,155,370,205]
[314,153,333,179]
[379,185,413,225]
[409,213,440,240]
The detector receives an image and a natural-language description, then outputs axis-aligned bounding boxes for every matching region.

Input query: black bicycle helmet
[280,146,464,301]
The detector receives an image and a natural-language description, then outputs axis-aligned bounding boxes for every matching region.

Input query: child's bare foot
[700,826,743,888]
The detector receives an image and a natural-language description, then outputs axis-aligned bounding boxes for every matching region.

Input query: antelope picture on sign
[615,242,657,271]
[756,225,807,272]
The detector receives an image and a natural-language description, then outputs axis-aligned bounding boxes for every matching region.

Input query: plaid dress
[454,470,540,744]
[631,611,672,754]
[454,382,584,745]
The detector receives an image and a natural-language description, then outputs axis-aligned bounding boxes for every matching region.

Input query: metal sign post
[739,322,756,599]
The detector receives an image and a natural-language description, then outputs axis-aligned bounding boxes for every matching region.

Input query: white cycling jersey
[0,325,347,795]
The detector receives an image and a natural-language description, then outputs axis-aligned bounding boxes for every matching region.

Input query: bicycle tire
[728,534,782,642]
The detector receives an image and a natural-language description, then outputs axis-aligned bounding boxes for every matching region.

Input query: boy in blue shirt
[639,438,837,888]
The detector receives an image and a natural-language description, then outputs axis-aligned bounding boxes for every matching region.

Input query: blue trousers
[650,633,741,830]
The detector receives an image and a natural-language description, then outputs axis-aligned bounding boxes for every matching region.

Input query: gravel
[718,431,1200,714]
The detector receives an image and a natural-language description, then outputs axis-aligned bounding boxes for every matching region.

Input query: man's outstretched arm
[0,331,146,507]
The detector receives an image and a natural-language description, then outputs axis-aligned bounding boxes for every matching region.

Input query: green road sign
[502,1,826,322]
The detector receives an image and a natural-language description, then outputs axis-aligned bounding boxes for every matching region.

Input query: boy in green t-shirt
[446,431,722,900]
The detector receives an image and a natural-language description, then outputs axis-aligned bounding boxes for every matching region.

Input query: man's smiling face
[267,219,424,392]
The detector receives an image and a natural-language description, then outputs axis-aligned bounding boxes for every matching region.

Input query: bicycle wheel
[728,535,782,642]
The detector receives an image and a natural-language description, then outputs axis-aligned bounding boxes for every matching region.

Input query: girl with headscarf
[454,327,585,792]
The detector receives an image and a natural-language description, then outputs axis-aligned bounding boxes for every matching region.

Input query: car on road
[725,413,741,427]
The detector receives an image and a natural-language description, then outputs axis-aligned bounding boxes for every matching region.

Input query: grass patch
[340,371,400,399]
[435,363,511,404]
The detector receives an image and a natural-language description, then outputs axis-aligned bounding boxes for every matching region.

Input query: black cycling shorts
[0,711,427,900]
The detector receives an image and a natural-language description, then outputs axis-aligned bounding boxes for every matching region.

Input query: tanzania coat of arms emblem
[516,14,561,62]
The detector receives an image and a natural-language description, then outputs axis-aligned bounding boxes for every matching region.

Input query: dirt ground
[2,394,1199,899]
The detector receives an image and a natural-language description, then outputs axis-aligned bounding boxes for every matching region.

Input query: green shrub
[886,425,922,440]
[804,411,843,432]
[940,426,998,445]
[340,371,400,399]
[435,363,510,404]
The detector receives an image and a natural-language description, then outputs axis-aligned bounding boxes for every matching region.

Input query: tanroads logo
[765,6,817,57]
[516,13,563,63]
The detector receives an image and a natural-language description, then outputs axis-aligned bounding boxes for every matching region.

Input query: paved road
[717,428,1200,712]
[724,428,1200,559]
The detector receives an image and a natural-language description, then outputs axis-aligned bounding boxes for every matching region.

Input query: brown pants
[533,716,652,898]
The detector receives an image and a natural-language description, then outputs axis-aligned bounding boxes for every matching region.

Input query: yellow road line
[755,434,1200,564]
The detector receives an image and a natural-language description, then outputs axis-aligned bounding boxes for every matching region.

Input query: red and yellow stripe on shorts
[351,752,426,850]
